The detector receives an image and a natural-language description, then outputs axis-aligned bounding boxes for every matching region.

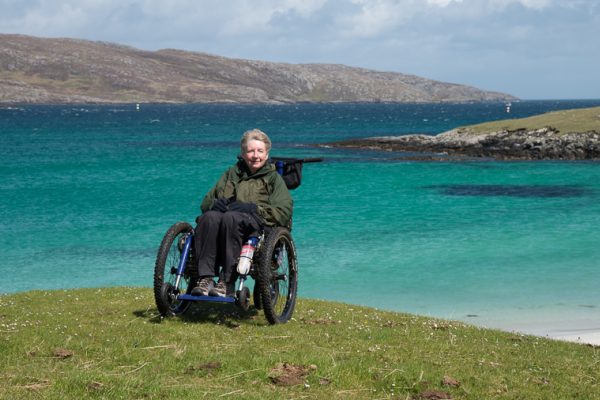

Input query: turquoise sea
[2,101,600,335]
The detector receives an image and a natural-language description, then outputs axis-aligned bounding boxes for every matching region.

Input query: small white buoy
[136,103,140,111]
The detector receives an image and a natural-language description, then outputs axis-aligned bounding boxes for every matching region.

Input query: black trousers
[194,210,262,283]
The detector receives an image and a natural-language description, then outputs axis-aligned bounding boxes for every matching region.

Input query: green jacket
[201,160,293,227]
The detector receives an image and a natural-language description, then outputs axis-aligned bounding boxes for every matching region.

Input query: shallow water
[2,101,599,332]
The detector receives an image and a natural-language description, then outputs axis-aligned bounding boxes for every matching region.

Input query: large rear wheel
[154,222,195,317]
[257,227,298,324]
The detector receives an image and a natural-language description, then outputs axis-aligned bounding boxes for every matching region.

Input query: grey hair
[241,129,272,152]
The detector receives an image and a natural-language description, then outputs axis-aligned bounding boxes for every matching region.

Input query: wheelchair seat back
[270,157,322,190]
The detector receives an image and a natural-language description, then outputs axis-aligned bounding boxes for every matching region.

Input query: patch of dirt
[186,361,222,373]
[413,389,453,399]
[442,376,460,387]
[87,381,104,391]
[269,362,314,386]
[301,317,338,325]
[319,377,332,385]
[53,348,74,359]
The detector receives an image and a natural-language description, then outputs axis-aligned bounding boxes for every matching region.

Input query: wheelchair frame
[153,157,320,324]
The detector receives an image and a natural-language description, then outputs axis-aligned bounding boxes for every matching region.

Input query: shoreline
[322,127,600,160]
[457,313,600,346]
[499,325,600,347]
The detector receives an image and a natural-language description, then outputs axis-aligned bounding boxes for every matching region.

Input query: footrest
[178,294,236,303]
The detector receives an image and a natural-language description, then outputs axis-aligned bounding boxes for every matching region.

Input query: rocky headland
[324,107,600,160]
[329,128,600,160]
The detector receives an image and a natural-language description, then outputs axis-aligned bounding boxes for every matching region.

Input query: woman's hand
[228,201,257,214]
[211,198,230,212]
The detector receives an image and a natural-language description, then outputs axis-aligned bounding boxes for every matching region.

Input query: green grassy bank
[460,106,600,135]
[1,287,598,399]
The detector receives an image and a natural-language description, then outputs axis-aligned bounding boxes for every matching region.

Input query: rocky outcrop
[0,34,517,104]
[326,128,600,160]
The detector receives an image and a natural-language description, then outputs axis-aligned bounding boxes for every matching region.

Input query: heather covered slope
[0,34,515,104]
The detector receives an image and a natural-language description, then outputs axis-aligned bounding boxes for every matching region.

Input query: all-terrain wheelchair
[153,157,321,324]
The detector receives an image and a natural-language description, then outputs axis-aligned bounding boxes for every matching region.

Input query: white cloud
[426,0,464,7]
[489,0,552,10]
[334,0,413,38]
[217,0,327,36]
[1,0,599,98]
[281,0,328,17]
[0,0,584,39]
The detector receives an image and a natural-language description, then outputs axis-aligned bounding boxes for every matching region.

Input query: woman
[192,129,293,297]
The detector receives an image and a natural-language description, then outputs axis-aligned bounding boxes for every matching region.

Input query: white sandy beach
[523,324,600,346]
[476,315,600,346]
[551,331,600,346]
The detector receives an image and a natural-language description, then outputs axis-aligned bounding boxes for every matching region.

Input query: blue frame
[173,231,239,303]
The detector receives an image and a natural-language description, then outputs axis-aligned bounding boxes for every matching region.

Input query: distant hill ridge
[0,34,516,104]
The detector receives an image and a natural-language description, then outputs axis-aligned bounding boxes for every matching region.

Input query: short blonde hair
[241,129,272,153]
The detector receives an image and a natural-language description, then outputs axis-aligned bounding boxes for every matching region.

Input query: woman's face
[242,139,269,173]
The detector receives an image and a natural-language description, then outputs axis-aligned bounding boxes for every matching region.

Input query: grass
[1,287,598,399]
[459,106,600,136]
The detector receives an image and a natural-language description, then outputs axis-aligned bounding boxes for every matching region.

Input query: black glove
[211,198,230,212]
[228,201,257,214]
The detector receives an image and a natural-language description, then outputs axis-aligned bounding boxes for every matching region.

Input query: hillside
[455,106,600,135]
[0,34,516,104]
[1,287,598,399]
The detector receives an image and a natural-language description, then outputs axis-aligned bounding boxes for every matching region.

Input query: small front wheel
[154,222,195,317]
[236,286,251,312]
[257,227,298,324]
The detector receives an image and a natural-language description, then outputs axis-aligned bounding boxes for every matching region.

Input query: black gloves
[211,198,230,212]
[210,198,257,214]
[228,201,257,214]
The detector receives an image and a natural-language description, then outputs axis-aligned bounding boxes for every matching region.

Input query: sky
[1,0,599,99]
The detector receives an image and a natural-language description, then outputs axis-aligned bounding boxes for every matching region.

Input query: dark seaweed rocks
[327,127,600,160]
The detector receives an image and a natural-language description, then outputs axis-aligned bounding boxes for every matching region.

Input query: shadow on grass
[133,302,261,328]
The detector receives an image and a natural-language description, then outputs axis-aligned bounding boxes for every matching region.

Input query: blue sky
[1,0,599,99]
